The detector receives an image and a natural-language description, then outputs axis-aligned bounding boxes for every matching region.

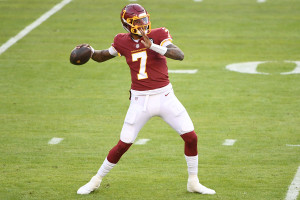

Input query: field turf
[0,0,299,199]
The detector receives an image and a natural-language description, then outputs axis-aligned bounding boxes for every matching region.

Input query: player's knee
[181,131,198,145]
[120,124,138,144]
[107,140,132,164]
[114,140,132,154]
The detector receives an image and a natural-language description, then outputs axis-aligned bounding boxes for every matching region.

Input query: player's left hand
[140,28,152,48]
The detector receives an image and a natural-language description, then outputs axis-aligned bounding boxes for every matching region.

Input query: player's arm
[92,49,115,62]
[164,43,184,61]
[140,29,184,61]
[76,44,116,63]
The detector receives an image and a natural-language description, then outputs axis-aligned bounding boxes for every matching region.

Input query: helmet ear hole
[123,25,130,33]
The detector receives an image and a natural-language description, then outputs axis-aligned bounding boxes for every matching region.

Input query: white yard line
[285,166,300,200]
[134,139,150,145]
[168,70,198,74]
[257,0,266,3]
[226,61,300,75]
[225,61,269,75]
[48,137,64,145]
[286,144,300,147]
[0,0,72,55]
[222,139,237,146]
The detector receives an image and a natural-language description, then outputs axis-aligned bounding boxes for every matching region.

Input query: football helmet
[120,4,151,35]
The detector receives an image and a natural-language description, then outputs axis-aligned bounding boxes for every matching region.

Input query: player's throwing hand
[139,28,152,48]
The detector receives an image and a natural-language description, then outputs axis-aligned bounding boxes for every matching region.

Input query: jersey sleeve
[111,34,123,56]
[157,27,173,47]
[108,46,119,57]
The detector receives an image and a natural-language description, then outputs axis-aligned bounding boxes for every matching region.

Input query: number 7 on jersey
[132,51,148,80]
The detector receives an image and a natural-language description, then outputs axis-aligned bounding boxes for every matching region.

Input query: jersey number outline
[132,51,148,80]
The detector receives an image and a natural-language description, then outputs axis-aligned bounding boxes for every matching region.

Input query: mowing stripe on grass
[222,139,237,146]
[285,166,300,200]
[134,139,150,145]
[168,70,198,74]
[48,137,64,145]
[0,0,72,55]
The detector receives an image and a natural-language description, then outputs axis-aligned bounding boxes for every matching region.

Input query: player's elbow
[165,49,184,60]
[178,52,184,61]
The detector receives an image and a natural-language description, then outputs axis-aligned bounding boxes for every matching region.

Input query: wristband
[89,46,95,57]
[149,43,167,55]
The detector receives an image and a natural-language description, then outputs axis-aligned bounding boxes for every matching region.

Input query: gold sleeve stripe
[160,38,172,46]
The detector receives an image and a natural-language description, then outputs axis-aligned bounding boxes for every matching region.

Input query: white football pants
[120,87,194,144]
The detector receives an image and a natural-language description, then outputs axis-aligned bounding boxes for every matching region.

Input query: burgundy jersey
[112,27,172,91]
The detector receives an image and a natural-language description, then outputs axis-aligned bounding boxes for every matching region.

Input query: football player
[77,4,216,195]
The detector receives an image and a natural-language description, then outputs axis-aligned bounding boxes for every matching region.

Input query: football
[70,46,92,65]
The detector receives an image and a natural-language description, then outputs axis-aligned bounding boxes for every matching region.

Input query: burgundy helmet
[120,4,151,35]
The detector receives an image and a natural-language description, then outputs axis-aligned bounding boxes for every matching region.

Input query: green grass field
[0,0,300,199]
